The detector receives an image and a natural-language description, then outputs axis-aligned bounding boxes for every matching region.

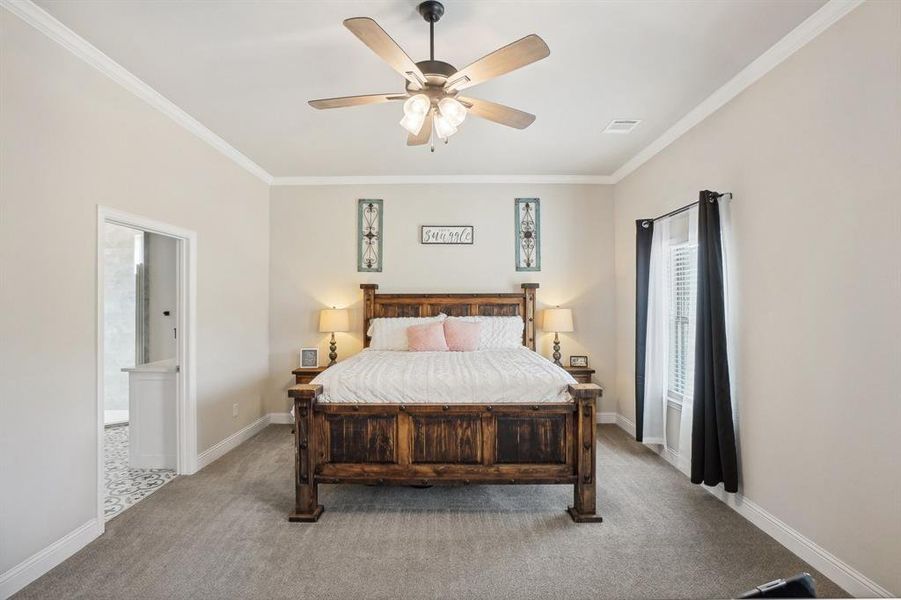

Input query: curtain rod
[641,192,732,228]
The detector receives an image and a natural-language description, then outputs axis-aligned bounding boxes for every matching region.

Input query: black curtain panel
[634,219,654,442]
[692,191,739,492]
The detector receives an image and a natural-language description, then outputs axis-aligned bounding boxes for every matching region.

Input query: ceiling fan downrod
[417,1,445,62]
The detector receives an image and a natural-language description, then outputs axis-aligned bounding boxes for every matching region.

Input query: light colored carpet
[16,425,845,599]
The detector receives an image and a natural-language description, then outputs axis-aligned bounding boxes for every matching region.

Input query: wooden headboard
[361,283,538,350]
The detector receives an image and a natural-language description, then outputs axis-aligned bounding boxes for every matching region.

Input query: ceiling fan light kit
[308,1,550,151]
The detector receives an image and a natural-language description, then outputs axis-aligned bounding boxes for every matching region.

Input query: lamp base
[552,333,562,367]
[328,333,338,366]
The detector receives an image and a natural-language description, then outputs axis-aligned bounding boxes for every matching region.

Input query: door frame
[96,206,198,528]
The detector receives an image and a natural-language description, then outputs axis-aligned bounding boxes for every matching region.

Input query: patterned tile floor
[104,424,176,520]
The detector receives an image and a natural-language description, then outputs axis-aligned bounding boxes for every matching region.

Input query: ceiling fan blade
[308,94,407,110]
[407,113,433,146]
[458,97,536,129]
[446,34,549,92]
[344,17,427,89]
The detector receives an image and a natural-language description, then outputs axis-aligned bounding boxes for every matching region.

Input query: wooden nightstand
[564,366,595,384]
[292,365,329,385]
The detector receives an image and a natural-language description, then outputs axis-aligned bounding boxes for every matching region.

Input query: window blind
[667,243,697,402]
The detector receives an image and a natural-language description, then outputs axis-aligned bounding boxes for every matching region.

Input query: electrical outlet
[232,403,238,418]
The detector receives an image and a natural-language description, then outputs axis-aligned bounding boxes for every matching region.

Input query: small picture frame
[300,348,319,368]
[569,355,589,368]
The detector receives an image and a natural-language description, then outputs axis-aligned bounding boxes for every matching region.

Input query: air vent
[603,119,641,134]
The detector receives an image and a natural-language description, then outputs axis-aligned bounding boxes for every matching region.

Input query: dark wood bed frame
[288,283,603,523]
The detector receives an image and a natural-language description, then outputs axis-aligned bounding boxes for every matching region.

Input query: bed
[288,283,603,522]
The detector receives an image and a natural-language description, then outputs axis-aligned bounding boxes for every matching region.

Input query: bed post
[568,383,604,523]
[288,384,323,522]
[361,283,378,349]
[521,283,538,350]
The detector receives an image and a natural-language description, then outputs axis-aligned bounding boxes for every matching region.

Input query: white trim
[615,414,636,437]
[0,519,102,599]
[270,175,614,186]
[268,412,294,425]
[610,0,864,183]
[703,485,893,598]
[597,411,618,424]
[96,206,199,538]
[0,0,272,185]
[195,414,270,471]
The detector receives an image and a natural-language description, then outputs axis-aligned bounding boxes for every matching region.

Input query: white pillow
[368,314,446,350]
[446,315,524,349]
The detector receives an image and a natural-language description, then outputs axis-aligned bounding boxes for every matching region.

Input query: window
[667,240,697,404]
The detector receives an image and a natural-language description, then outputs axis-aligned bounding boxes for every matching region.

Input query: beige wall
[613,2,900,594]
[0,9,270,575]
[268,184,616,414]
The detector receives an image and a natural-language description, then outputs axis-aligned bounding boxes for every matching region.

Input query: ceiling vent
[604,119,641,134]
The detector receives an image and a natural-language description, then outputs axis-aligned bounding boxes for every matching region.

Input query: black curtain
[692,191,739,492]
[634,219,654,442]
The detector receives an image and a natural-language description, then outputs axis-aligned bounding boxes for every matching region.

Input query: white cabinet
[121,358,177,469]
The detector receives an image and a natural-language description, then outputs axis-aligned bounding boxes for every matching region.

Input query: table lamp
[542,307,573,367]
[319,307,350,366]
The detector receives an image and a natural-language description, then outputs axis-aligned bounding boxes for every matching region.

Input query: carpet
[16,425,845,599]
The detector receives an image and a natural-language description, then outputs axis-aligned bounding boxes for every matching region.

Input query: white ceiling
[36,0,825,178]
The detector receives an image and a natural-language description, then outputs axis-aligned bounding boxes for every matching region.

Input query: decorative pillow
[445,316,524,349]
[444,319,481,351]
[406,322,449,352]
[368,314,446,351]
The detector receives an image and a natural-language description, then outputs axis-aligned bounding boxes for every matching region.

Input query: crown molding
[1,0,274,185]
[609,0,864,184]
[4,0,862,188]
[270,175,614,186]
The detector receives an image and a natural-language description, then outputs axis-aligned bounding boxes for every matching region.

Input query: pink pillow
[444,319,481,351]
[406,322,449,352]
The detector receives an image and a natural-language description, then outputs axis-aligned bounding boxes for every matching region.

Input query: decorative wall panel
[357,199,383,272]
[515,198,540,271]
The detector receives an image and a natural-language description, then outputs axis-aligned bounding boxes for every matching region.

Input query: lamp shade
[319,308,349,333]
[543,308,573,333]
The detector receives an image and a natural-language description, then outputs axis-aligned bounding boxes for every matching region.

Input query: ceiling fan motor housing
[409,60,457,90]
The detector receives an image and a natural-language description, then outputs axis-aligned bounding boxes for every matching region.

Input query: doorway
[96,207,197,526]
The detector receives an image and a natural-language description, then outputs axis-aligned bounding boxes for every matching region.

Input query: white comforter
[312,347,576,404]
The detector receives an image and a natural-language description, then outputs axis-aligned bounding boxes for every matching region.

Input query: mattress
[311,346,576,404]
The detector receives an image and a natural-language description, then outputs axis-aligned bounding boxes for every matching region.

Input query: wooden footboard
[288,383,603,523]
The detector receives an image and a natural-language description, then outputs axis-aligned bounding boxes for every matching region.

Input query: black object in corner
[738,573,817,598]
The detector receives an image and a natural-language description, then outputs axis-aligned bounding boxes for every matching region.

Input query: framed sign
[299,348,319,368]
[569,355,589,368]
[420,225,474,245]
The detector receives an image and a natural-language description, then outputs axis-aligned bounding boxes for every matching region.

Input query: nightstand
[564,366,595,384]
[292,365,329,385]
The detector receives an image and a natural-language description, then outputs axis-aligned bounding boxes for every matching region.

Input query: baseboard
[597,411,617,424]
[607,410,890,597]
[614,413,636,436]
[702,485,892,598]
[0,518,102,599]
[195,414,269,471]
[268,412,293,425]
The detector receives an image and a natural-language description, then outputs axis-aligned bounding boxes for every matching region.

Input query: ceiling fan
[308,1,550,150]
